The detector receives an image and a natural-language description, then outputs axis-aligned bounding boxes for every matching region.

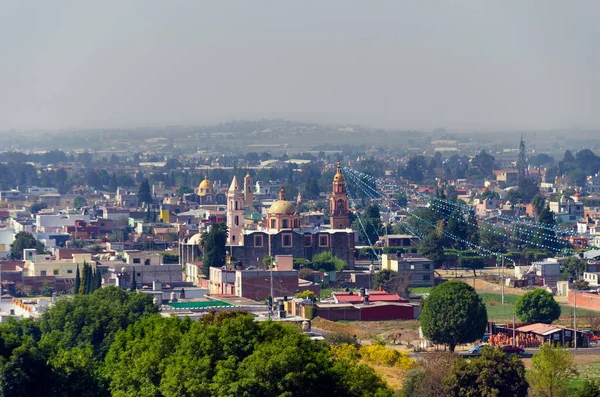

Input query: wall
[567,291,600,311]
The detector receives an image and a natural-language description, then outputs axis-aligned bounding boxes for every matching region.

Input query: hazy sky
[1,1,598,132]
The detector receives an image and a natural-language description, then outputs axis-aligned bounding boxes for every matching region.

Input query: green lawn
[567,361,600,393]
[479,292,595,322]
[409,287,433,294]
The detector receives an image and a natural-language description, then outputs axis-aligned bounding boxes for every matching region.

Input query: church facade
[229,163,356,269]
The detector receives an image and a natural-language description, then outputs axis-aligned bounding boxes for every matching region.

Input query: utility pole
[501,255,505,305]
[512,314,516,343]
[574,290,578,349]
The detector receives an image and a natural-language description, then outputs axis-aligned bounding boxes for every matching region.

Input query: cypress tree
[79,262,87,294]
[130,271,137,292]
[74,264,81,295]
[84,263,92,294]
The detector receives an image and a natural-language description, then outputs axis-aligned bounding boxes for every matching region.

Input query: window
[133,258,141,264]
[304,235,313,247]
[282,219,289,228]
[41,271,47,276]
[53,269,59,276]
[144,259,150,266]
[282,233,292,247]
[319,235,329,247]
[423,275,431,281]
[235,215,239,226]
[235,201,238,210]
[424,264,430,269]
[271,219,276,229]
[232,235,236,242]
[67,269,73,274]
[254,235,264,247]
[137,272,141,277]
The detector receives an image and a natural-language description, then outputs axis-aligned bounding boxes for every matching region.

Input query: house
[380,253,435,287]
[549,197,584,224]
[514,258,562,287]
[332,289,407,304]
[583,272,600,287]
[208,256,320,301]
[25,252,94,278]
[378,234,419,248]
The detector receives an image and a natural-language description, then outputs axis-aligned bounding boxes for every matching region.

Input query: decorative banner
[341,166,579,260]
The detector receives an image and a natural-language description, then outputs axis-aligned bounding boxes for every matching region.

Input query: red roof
[333,291,407,304]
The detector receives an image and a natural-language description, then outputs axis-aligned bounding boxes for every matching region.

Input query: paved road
[409,347,600,359]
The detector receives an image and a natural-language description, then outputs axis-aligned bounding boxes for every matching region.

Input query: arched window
[235,216,239,226]
[337,199,344,214]
[235,201,238,210]
[232,235,235,242]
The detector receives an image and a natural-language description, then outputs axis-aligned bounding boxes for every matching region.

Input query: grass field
[480,292,596,322]
[567,360,600,392]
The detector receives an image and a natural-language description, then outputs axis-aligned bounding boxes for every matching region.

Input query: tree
[531,194,546,219]
[420,281,487,351]
[576,379,600,397]
[10,232,45,260]
[73,195,87,209]
[515,289,561,324]
[311,251,347,272]
[373,269,411,299]
[201,223,228,277]
[177,185,193,196]
[402,352,457,397]
[396,192,408,207]
[529,344,577,397]
[138,178,153,205]
[74,264,81,295]
[39,280,54,297]
[445,347,528,397]
[418,230,447,267]
[30,202,48,214]
[109,172,118,192]
[295,290,317,302]
[130,271,137,292]
[562,256,587,279]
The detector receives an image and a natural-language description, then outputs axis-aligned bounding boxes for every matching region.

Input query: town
[0,127,600,395]
[2,1,599,396]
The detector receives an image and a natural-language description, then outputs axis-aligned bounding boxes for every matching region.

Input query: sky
[1,0,598,132]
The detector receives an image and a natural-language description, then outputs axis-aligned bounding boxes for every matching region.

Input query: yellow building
[26,253,94,278]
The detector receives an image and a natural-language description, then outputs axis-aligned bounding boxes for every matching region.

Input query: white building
[27,187,59,195]
[36,212,90,233]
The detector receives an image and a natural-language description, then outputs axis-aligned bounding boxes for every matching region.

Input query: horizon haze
[1,0,598,132]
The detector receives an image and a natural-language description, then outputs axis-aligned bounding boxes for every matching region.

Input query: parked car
[467,343,488,355]
[482,333,490,342]
[501,345,525,355]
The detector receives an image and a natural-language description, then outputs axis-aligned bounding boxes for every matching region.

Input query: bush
[358,345,413,369]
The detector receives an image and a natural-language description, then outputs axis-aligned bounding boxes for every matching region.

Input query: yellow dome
[199,177,213,190]
[269,200,297,214]
[333,172,344,182]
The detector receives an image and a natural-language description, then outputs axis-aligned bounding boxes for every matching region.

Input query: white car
[467,343,488,355]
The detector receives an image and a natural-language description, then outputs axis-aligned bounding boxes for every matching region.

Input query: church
[228,162,356,269]
[182,176,227,205]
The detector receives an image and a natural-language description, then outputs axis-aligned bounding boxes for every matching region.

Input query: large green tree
[10,232,45,260]
[445,347,528,397]
[420,281,487,351]
[515,289,561,324]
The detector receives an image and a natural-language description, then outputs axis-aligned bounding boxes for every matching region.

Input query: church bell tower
[329,162,349,229]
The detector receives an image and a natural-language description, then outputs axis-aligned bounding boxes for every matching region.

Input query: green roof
[166,301,233,309]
